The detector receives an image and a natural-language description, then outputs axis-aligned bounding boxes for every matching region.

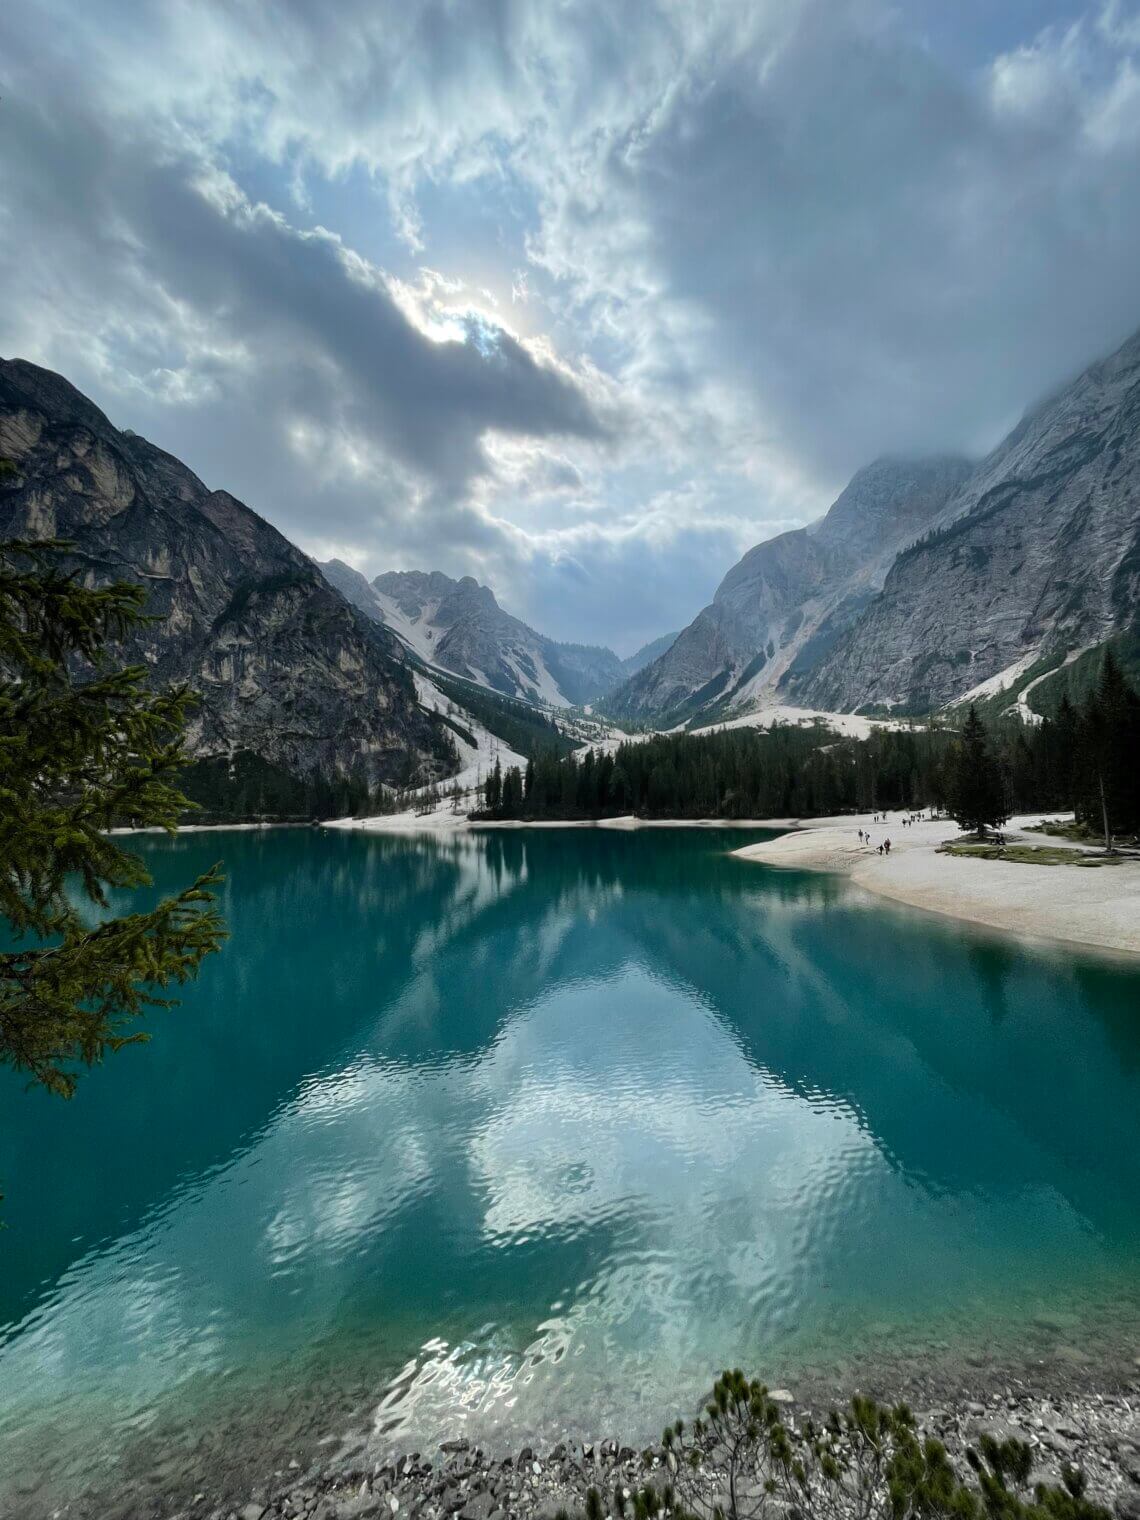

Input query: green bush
[612,1372,1112,1520]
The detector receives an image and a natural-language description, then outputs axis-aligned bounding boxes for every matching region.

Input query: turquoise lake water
[1,827,1139,1516]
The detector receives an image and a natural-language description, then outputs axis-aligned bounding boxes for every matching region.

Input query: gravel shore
[167,1379,1140,1520]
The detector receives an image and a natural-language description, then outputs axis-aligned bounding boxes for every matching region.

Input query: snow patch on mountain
[957,651,1041,705]
[370,586,446,665]
[414,672,527,792]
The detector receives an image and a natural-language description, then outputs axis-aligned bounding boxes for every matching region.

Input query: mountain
[319,560,628,706]
[621,632,679,677]
[0,358,456,790]
[605,456,973,724]
[798,327,1140,714]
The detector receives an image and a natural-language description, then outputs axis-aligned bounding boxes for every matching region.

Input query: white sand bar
[734,812,1140,958]
[326,805,790,835]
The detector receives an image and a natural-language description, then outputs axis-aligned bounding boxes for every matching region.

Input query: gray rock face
[0,358,455,786]
[320,562,628,707]
[607,456,972,723]
[620,631,679,677]
[800,327,1140,713]
[318,556,390,623]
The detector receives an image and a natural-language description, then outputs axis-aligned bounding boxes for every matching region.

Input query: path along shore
[732,812,1140,959]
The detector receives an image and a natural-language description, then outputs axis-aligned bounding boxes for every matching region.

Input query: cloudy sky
[3,0,1140,652]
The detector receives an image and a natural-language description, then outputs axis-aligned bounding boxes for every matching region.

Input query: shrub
[612,1372,1112,1520]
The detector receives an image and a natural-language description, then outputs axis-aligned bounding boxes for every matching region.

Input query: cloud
[0,91,605,492]
[601,2,1140,473]
[2,0,1140,649]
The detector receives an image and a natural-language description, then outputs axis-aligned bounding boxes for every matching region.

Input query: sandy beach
[733,812,1140,958]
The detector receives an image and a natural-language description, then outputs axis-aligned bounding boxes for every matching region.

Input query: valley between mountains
[2,321,1139,814]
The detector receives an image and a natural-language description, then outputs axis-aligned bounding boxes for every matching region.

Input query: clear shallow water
[1,827,1139,1516]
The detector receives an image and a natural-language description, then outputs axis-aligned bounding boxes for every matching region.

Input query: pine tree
[485,757,502,814]
[1047,695,1079,810]
[947,706,1008,838]
[505,765,524,815]
[1076,649,1140,849]
[1,539,227,1100]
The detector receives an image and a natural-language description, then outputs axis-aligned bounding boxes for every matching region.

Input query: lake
[1,826,1139,1517]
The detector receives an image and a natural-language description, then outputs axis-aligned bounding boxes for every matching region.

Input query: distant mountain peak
[605,454,972,724]
[320,560,638,707]
[607,321,1140,725]
[797,322,1140,712]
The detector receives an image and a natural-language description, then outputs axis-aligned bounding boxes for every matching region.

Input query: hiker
[885,837,891,854]
[877,843,883,855]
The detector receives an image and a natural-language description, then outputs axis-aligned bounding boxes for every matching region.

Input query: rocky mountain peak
[0,356,121,443]
[814,455,975,560]
[0,357,456,790]
[320,560,631,707]
[606,453,972,724]
[796,322,1140,712]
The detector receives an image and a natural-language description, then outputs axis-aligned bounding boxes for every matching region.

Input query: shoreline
[323,812,793,835]
[53,1369,1140,1520]
[107,820,313,835]
[118,808,1140,961]
[732,812,1140,960]
[329,803,1140,960]
[260,1384,1140,1520]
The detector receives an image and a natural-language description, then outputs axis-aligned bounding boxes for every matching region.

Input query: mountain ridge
[606,321,1140,724]
[319,559,638,707]
[605,455,973,724]
[0,357,456,790]
[8,312,1140,776]
[796,326,1140,712]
